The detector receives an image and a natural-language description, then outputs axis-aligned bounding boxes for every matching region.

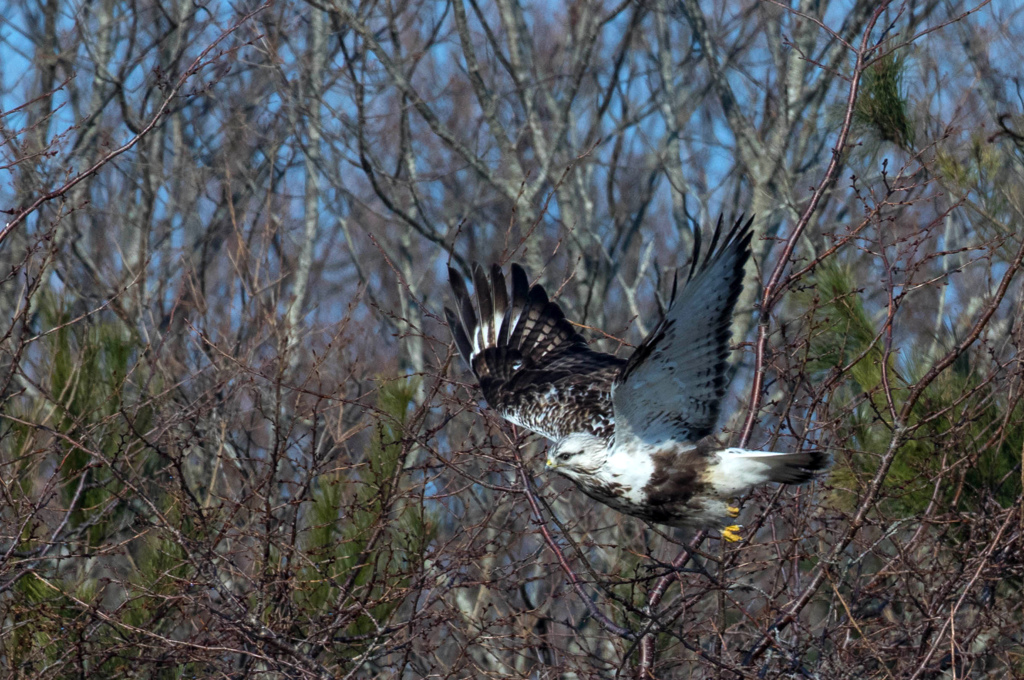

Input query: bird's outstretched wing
[446,263,624,441]
[612,216,754,447]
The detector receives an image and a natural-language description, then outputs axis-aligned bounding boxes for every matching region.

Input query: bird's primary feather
[446,263,623,440]
[612,215,753,447]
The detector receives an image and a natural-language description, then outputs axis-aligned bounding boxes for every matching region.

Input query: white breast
[601,442,656,505]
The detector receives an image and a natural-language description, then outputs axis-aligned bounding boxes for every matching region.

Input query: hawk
[445,216,827,540]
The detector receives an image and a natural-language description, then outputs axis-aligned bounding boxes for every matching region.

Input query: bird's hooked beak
[545,455,557,469]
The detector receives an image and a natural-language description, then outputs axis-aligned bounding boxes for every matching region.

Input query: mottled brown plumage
[446,262,624,441]
[445,216,828,533]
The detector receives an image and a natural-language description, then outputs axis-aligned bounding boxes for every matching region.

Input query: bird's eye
[558,451,572,461]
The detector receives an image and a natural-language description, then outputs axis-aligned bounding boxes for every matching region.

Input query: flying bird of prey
[445,216,827,540]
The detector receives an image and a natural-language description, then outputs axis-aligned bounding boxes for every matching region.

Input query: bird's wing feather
[447,263,624,441]
[612,216,754,447]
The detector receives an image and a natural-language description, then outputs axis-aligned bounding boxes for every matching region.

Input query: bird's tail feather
[753,450,830,484]
[710,448,829,496]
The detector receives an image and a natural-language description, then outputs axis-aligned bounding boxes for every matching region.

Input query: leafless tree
[1,0,1023,677]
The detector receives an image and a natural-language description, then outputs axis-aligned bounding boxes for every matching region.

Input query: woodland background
[1,0,1023,678]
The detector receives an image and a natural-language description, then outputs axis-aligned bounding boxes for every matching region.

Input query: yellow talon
[726,505,740,518]
[721,525,743,543]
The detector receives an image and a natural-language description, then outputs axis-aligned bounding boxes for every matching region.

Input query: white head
[546,432,610,480]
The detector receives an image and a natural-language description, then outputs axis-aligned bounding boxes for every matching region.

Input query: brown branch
[738,3,888,447]
[0,5,269,247]
[742,228,1024,666]
[907,504,1019,680]
[510,446,637,641]
[633,8,896,675]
